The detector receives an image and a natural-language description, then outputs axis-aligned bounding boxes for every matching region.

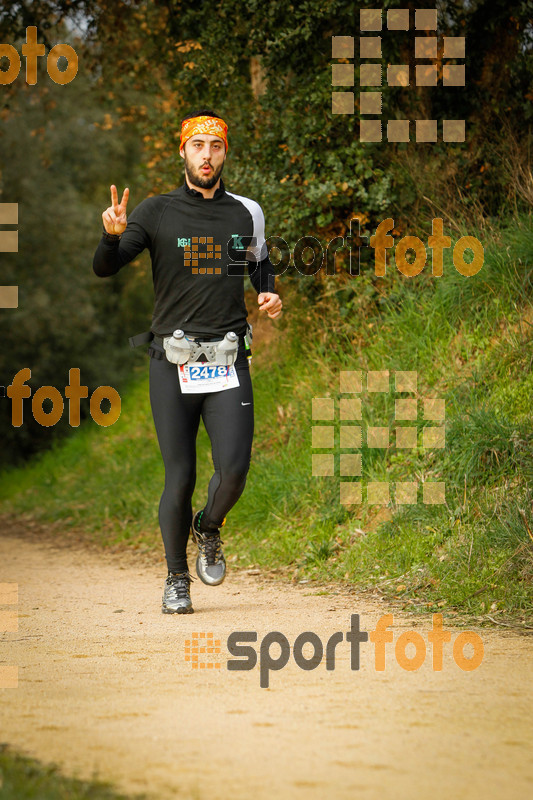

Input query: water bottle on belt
[164,330,192,365]
[215,331,239,366]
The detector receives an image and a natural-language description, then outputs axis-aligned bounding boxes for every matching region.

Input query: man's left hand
[257,292,282,319]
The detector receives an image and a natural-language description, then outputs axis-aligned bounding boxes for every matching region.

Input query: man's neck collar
[183,178,226,200]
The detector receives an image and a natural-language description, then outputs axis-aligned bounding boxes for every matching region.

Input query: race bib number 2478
[178,363,240,394]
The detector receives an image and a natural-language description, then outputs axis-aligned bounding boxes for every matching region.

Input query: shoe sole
[162,605,194,614]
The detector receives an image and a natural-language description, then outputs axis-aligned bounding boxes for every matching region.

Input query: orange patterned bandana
[180,116,228,152]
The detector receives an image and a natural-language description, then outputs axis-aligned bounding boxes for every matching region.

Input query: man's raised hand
[102,185,129,235]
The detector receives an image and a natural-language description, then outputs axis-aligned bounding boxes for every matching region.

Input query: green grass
[0,744,147,800]
[1,216,532,624]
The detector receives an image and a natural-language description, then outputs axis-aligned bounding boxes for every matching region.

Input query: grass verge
[0,744,146,800]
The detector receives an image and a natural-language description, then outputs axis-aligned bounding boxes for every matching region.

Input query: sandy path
[0,527,532,800]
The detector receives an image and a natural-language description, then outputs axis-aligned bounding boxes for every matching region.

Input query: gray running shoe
[162,570,194,614]
[191,511,227,586]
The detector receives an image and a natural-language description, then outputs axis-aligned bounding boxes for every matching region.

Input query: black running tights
[148,348,254,573]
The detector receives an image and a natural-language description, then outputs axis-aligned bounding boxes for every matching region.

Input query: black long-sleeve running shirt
[93,179,276,338]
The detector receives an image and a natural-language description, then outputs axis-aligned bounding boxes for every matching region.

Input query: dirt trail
[1,527,532,800]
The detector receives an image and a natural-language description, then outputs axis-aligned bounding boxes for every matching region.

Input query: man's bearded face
[182,136,226,189]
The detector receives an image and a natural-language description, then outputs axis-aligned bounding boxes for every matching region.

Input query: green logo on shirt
[231,234,245,250]
[177,237,191,247]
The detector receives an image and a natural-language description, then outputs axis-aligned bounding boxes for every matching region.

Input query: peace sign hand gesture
[102,184,129,235]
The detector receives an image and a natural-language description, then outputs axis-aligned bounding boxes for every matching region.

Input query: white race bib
[178,363,240,394]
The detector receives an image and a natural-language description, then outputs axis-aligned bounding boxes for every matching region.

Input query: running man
[93,109,282,614]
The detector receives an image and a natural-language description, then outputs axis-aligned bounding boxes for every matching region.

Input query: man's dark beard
[184,157,224,189]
